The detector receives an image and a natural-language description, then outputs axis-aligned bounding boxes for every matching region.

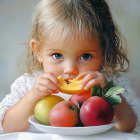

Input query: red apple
[49,101,79,127]
[80,96,114,126]
[69,90,92,106]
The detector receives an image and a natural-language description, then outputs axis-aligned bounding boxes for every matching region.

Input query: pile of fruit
[34,77,125,127]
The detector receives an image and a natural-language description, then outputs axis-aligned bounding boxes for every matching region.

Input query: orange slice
[58,76,85,94]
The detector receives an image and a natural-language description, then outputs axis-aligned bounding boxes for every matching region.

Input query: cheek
[82,65,100,72]
[43,63,62,77]
[80,60,103,72]
[93,60,103,71]
[91,56,103,71]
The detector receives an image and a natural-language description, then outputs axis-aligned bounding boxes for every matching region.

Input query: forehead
[43,36,101,52]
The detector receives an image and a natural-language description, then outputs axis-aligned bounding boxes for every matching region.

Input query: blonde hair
[19,0,129,75]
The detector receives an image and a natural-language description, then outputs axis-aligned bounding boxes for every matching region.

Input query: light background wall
[0,0,140,101]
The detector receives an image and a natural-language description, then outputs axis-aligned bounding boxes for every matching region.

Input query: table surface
[0,131,140,140]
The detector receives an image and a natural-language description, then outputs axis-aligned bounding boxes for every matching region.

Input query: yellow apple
[34,95,64,125]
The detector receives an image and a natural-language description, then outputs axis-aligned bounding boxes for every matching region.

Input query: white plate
[28,115,117,135]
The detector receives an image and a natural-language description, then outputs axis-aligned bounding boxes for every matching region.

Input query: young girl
[0,0,140,134]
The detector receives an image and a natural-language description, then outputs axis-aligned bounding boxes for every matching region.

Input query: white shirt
[0,71,140,134]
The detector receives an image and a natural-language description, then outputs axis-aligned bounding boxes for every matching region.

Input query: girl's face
[38,36,103,80]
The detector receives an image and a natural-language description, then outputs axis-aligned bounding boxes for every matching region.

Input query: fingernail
[84,87,87,90]
[57,83,60,87]
[84,85,88,90]
[56,89,59,93]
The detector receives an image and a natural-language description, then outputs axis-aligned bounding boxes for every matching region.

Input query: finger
[76,71,97,80]
[38,85,59,94]
[80,73,97,89]
[39,79,59,92]
[84,78,98,90]
[41,73,60,87]
[38,85,53,94]
[76,72,88,80]
[93,73,108,88]
[84,76,107,90]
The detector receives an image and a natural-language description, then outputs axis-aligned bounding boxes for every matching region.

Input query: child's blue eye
[81,53,93,60]
[52,53,63,59]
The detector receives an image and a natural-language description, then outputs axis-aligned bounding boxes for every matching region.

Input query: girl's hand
[32,73,60,100]
[113,94,136,132]
[76,71,108,90]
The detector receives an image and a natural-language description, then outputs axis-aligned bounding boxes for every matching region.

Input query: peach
[49,101,79,127]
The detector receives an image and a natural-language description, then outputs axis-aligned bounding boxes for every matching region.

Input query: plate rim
[28,115,117,130]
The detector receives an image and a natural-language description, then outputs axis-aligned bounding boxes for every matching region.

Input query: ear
[30,39,42,62]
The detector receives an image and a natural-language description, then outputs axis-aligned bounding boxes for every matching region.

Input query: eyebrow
[95,50,102,55]
[45,49,65,53]
[45,48,102,55]
[78,50,102,56]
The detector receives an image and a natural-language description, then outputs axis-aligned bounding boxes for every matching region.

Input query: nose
[64,60,79,75]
